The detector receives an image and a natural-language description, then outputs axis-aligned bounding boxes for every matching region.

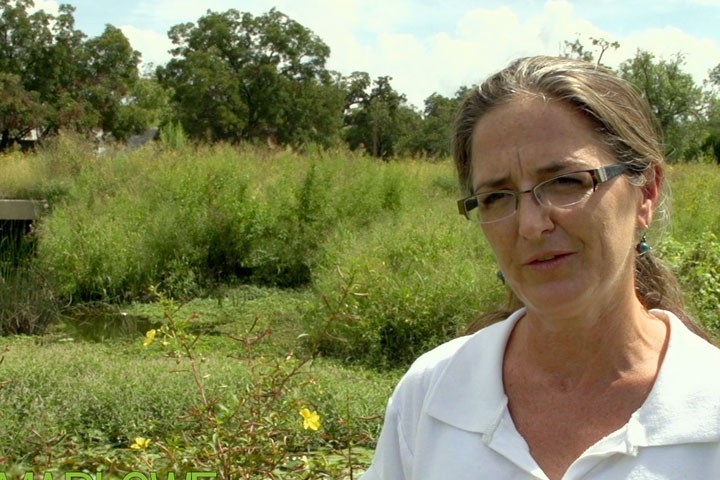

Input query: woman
[363,56,720,480]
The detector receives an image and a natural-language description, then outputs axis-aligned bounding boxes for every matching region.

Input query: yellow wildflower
[143,329,157,347]
[299,408,321,431]
[130,437,151,450]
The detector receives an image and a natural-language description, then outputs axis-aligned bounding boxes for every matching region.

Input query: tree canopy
[156,8,344,148]
[563,37,719,163]
[1,3,720,163]
[619,50,706,161]
[0,0,149,149]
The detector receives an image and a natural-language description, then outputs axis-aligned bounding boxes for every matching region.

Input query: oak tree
[157,8,344,147]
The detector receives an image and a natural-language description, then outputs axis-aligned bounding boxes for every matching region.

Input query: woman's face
[470,96,656,318]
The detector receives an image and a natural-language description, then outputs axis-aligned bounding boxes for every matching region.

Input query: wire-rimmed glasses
[457,164,628,224]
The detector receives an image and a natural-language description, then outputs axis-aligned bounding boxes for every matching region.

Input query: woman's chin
[514,279,590,314]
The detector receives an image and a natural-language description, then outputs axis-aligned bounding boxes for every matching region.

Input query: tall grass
[0,131,97,202]
[3,135,720,366]
[0,226,58,335]
[665,163,720,241]
[32,142,428,302]
[306,193,505,368]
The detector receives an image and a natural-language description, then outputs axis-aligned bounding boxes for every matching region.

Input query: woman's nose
[516,192,554,240]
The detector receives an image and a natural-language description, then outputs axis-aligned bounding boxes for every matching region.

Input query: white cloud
[119,26,174,72]
[366,0,720,107]
[612,27,720,83]
[131,0,261,27]
[375,0,613,107]
[31,0,59,15]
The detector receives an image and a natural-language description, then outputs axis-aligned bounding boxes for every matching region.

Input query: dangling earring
[636,233,652,255]
[496,271,506,284]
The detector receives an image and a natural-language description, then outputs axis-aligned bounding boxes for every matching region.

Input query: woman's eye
[480,192,510,207]
[554,175,583,185]
[547,174,589,189]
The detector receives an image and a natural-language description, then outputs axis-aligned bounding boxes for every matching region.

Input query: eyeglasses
[457,164,628,224]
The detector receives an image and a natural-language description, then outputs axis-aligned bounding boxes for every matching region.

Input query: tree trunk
[0,129,12,152]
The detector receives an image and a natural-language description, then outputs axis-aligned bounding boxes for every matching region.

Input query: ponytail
[635,251,711,341]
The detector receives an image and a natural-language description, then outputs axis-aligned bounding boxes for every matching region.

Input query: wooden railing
[0,199,43,221]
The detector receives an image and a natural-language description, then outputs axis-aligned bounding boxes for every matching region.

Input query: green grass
[0,285,400,476]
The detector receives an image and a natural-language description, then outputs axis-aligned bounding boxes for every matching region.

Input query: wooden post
[0,199,44,262]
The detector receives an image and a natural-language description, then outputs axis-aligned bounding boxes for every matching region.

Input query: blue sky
[35,0,720,108]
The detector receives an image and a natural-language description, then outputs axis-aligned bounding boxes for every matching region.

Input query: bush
[35,145,419,302]
[305,200,506,369]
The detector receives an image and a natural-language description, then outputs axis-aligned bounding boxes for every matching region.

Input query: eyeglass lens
[473,171,596,223]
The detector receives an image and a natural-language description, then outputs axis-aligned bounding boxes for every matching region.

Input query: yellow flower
[143,329,157,347]
[299,408,321,431]
[130,437,151,450]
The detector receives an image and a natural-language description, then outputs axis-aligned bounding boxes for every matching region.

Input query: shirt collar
[424,308,525,435]
[424,308,720,447]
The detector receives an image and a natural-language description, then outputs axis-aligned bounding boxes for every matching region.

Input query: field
[0,135,719,478]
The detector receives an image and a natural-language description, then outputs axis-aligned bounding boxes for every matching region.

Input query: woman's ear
[637,165,663,230]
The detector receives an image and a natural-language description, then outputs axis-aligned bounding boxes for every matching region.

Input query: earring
[496,271,506,284]
[636,234,652,255]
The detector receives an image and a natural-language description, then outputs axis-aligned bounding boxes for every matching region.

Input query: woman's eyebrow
[473,161,585,193]
[473,175,511,193]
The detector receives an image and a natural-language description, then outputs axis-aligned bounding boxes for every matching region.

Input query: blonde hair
[455,56,708,339]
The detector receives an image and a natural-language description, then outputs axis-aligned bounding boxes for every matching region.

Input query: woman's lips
[524,252,574,270]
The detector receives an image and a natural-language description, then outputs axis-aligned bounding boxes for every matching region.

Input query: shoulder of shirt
[639,309,720,443]
[651,309,720,402]
[660,309,720,364]
[392,317,512,396]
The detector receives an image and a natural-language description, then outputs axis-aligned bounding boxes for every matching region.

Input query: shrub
[305,202,505,369]
[159,121,188,150]
[35,146,423,302]
[248,162,331,287]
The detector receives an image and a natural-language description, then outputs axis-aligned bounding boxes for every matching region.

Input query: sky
[32,0,720,109]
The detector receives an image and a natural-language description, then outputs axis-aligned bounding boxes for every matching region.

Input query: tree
[702,96,720,163]
[0,72,44,150]
[619,50,705,161]
[561,36,619,66]
[0,0,147,149]
[343,75,410,158]
[0,0,51,147]
[702,64,720,162]
[157,8,344,147]
[112,76,172,142]
[407,92,462,158]
[82,25,142,140]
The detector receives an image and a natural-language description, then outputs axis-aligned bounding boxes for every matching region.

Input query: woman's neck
[507,298,669,390]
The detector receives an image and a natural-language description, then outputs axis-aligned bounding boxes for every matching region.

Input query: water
[60,308,158,342]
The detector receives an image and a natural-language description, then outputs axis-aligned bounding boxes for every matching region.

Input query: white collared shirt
[363,309,720,479]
